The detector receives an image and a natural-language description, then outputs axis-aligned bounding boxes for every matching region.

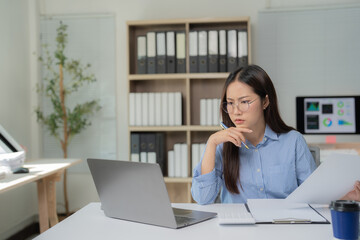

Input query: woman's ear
[263,95,270,110]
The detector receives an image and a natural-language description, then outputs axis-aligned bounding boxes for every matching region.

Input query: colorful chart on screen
[296,96,360,134]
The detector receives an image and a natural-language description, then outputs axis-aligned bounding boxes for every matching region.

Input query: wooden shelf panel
[129,72,230,80]
[129,74,188,80]
[127,17,249,26]
[129,126,220,132]
[164,177,192,183]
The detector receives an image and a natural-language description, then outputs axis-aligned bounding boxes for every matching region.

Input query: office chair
[308,145,321,167]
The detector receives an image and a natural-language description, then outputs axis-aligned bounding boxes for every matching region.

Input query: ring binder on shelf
[198,30,208,73]
[166,31,176,73]
[237,30,248,68]
[219,30,227,72]
[146,32,156,74]
[189,31,198,73]
[227,30,237,72]
[176,32,186,73]
[156,32,166,74]
[136,36,147,74]
[208,30,219,73]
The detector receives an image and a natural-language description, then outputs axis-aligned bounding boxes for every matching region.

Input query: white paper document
[286,153,360,204]
[247,199,327,223]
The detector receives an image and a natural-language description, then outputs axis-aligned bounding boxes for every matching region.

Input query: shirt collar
[264,124,279,141]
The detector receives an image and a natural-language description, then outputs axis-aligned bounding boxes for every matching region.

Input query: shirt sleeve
[191,143,223,205]
[295,133,316,185]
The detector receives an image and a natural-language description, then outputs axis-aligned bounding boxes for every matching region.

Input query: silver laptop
[87,158,217,229]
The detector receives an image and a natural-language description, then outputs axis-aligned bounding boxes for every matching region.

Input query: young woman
[191,65,360,204]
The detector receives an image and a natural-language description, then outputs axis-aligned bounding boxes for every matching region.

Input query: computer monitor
[0,124,23,154]
[296,96,360,134]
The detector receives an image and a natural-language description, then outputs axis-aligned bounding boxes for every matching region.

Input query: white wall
[1,0,359,237]
[0,0,38,239]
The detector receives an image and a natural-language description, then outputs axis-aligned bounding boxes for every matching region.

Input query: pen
[220,122,249,149]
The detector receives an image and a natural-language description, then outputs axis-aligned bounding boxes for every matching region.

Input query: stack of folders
[136,31,186,74]
[167,143,188,178]
[200,98,222,126]
[130,133,166,175]
[129,92,182,126]
[191,143,206,177]
[189,29,248,73]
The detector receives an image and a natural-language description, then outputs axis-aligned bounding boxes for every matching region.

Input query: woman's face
[225,81,266,130]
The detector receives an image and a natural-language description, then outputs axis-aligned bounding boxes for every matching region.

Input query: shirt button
[264,137,267,141]
[260,188,263,191]
[257,169,260,172]
[254,149,258,152]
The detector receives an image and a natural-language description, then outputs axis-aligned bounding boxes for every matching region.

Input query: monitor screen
[0,124,22,153]
[296,96,360,134]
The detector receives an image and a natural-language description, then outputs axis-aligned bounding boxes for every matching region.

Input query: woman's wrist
[208,134,219,147]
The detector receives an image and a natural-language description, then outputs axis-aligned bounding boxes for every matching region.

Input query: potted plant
[36,21,101,215]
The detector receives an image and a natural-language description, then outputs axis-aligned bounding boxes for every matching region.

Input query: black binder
[227,30,237,72]
[156,32,166,74]
[140,133,148,163]
[136,36,147,74]
[198,30,208,73]
[237,30,248,68]
[176,31,186,73]
[166,31,176,73]
[146,32,156,74]
[208,30,218,72]
[147,133,157,163]
[155,133,166,175]
[219,30,227,72]
[189,31,198,73]
[130,133,140,162]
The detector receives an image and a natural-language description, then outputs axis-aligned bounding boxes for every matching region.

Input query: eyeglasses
[222,98,258,113]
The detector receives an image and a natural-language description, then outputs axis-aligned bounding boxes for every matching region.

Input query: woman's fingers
[211,126,253,147]
[225,127,252,146]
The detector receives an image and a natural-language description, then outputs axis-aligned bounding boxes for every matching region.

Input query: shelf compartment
[190,78,224,126]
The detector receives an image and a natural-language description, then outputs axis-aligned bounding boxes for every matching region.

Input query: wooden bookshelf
[127,17,251,203]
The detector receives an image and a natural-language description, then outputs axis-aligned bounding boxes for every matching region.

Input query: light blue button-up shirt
[191,125,316,204]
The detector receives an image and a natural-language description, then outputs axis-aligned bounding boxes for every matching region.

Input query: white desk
[0,158,81,233]
[34,202,334,240]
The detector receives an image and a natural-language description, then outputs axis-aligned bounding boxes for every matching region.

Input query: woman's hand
[340,180,360,201]
[208,126,253,147]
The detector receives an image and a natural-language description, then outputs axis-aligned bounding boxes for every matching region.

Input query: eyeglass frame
[222,98,258,113]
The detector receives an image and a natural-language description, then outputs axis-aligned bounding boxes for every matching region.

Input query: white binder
[141,93,149,126]
[155,93,162,126]
[168,92,175,126]
[200,99,207,126]
[161,92,168,126]
[167,150,175,177]
[206,99,213,126]
[174,143,182,177]
[174,92,182,126]
[181,143,188,178]
[148,92,155,126]
[191,143,200,177]
[129,93,135,126]
[135,93,142,126]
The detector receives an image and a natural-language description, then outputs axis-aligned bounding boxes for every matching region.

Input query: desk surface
[34,202,334,240]
[0,158,81,194]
